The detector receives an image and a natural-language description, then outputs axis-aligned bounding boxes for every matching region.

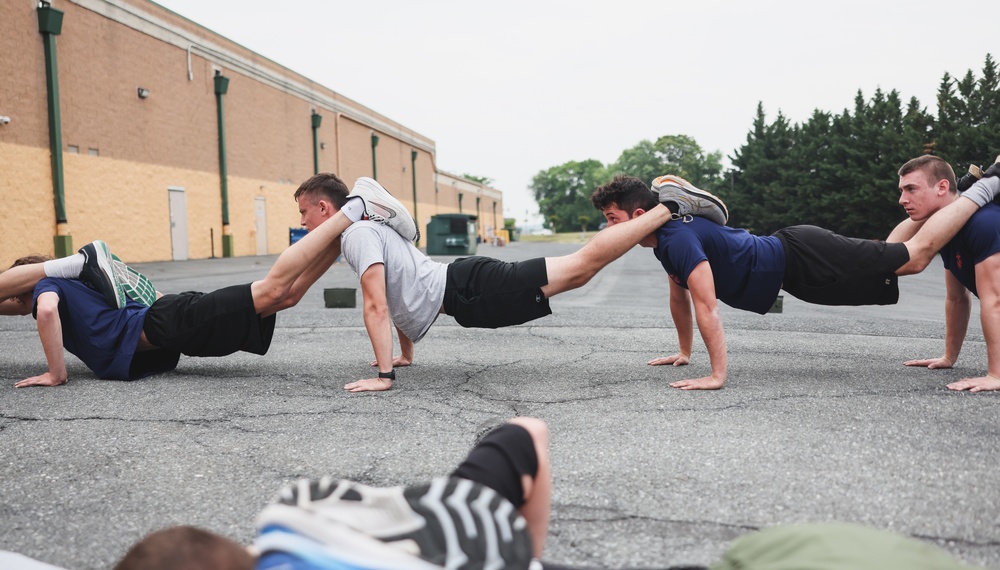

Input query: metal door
[255,196,268,255]
[168,188,188,261]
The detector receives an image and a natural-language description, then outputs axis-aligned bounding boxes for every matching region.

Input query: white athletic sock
[960,176,1000,207]
[340,196,366,222]
[43,254,85,278]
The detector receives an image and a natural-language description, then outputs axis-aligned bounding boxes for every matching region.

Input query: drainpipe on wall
[370,132,379,180]
[311,111,322,174]
[410,149,419,246]
[214,72,233,257]
[37,3,71,257]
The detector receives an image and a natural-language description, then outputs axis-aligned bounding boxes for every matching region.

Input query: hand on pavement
[903,356,953,369]
[648,353,690,367]
[344,377,393,392]
[946,375,1000,392]
[669,375,724,390]
[15,372,67,388]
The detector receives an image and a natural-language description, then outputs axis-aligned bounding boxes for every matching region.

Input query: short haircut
[293,172,350,208]
[591,174,658,214]
[10,255,53,269]
[898,155,957,194]
[113,526,253,570]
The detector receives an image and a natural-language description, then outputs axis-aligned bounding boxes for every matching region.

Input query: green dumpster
[426,214,478,255]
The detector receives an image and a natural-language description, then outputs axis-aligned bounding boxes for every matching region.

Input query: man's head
[897,156,958,222]
[591,174,658,226]
[5,255,52,311]
[293,173,350,231]
[113,526,254,570]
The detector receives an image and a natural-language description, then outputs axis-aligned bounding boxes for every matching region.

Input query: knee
[254,281,298,312]
[900,245,931,276]
[508,416,549,450]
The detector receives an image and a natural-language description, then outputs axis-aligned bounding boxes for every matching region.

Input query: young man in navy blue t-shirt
[591,158,1000,391]
[6,173,411,387]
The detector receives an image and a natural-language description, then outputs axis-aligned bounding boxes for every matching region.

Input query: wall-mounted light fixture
[0,116,10,125]
[137,87,150,99]
[320,142,327,149]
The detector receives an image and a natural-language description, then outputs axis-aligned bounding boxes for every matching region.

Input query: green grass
[517,231,599,244]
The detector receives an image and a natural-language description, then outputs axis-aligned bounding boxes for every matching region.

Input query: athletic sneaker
[350,177,420,243]
[111,254,157,307]
[78,240,126,309]
[255,476,533,570]
[957,155,1000,205]
[651,175,729,225]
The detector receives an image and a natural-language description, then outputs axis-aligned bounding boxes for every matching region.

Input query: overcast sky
[152,0,996,224]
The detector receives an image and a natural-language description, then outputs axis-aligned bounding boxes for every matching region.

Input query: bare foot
[344,377,393,392]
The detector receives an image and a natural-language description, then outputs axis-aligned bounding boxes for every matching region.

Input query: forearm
[979,300,1000,377]
[942,294,971,364]
[396,325,414,361]
[669,287,694,356]
[363,306,395,373]
[694,305,727,380]
[36,307,67,381]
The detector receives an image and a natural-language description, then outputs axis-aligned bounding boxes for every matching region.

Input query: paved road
[1,240,998,569]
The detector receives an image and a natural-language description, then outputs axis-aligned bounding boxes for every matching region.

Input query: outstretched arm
[904,270,970,371]
[345,263,395,392]
[648,280,692,367]
[15,292,68,387]
[886,217,923,243]
[670,261,727,390]
[947,253,1000,392]
[370,324,414,368]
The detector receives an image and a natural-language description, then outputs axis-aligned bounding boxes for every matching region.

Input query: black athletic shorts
[773,225,910,306]
[143,283,276,357]
[451,423,538,509]
[443,256,552,329]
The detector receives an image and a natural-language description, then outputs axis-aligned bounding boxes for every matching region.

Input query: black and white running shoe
[651,174,729,225]
[255,476,533,570]
[78,240,126,309]
[350,177,420,243]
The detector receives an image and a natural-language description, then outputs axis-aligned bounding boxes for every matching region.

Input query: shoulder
[959,205,1000,241]
[34,277,79,296]
[968,203,1000,225]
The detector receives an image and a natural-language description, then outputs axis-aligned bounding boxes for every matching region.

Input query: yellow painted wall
[0,145,302,267]
[0,143,56,268]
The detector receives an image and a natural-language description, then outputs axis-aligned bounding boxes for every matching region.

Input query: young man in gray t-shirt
[295,174,721,392]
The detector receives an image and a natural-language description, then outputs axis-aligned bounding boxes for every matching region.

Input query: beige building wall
[2,0,504,269]
[435,171,505,242]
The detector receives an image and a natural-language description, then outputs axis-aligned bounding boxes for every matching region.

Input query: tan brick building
[0,0,503,268]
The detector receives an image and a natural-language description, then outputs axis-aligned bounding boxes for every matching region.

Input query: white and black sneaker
[111,254,157,307]
[78,240,126,309]
[350,177,420,243]
[255,476,533,570]
[651,175,729,225]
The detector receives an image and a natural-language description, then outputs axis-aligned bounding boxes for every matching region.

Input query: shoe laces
[671,213,694,223]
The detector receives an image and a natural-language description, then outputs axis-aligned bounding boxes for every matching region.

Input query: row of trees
[532,54,1000,237]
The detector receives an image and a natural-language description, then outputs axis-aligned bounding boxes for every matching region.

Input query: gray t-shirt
[341,221,448,342]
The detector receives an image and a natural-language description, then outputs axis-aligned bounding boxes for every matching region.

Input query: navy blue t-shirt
[939,203,1000,297]
[32,278,153,380]
[654,217,786,314]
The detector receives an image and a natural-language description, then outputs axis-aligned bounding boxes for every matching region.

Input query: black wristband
[378,370,395,380]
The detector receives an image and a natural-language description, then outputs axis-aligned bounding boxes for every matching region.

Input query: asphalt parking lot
[1,239,998,569]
